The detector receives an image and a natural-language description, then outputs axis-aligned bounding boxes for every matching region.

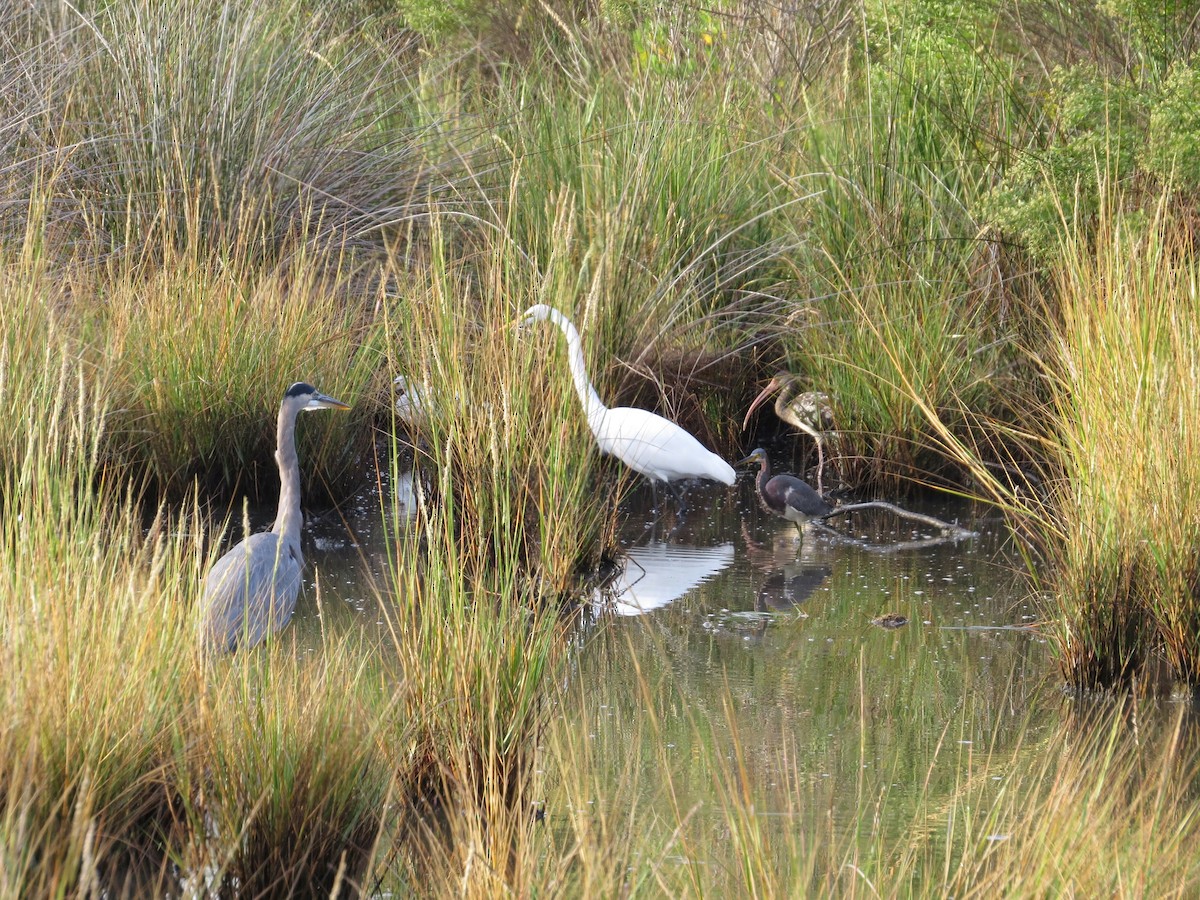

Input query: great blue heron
[519,304,735,509]
[743,372,835,493]
[201,382,350,653]
[737,447,832,536]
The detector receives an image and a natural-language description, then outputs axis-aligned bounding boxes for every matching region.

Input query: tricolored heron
[738,447,832,537]
[519,304,735,510]
[201,382,350,653]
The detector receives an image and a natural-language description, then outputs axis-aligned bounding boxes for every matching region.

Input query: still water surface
[553,471,1057,852]
[290,447,1071,858]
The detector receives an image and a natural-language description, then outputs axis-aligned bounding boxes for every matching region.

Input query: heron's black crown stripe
[286,382,316,398]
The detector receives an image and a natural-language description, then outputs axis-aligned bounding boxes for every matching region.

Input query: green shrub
[984,65,1146,263]
[981,3,1200,263]
[1142,61,1200,191]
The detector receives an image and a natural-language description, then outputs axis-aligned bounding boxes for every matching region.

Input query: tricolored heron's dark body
[738,447,832,533]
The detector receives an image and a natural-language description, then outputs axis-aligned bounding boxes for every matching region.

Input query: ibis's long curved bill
[742,376,784,430]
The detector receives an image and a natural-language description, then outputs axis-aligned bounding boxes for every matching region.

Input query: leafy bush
[1142,61,1200,190]
[982,3,1200,262]
[983,65,1146,262]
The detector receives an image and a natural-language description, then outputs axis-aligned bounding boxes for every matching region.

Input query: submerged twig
[811,500,978,552]
[827,500,976,536]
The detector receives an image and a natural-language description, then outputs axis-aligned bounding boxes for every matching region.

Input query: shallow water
[289,448,1068,852]
[549,470,1062,851]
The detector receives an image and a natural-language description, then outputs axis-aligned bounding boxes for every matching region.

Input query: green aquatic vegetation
[534,629,1200,897]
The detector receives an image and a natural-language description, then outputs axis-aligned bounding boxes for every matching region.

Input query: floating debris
[871,613,909,629]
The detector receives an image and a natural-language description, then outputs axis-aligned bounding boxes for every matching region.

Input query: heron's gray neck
[550,311,607,432]
[271,400,304,560]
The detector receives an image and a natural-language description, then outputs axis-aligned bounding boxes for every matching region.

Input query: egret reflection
[595,541,735,617]
[393,469,418,520]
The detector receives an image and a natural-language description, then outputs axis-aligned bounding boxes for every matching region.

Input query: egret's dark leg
[668,480,689,517]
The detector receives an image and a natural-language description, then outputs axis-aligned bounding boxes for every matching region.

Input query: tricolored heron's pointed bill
[735,448,767,467]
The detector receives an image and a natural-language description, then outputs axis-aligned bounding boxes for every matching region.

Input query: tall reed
[5,0,435,262]
[0,289,201,894]
[177,638,397,897]
[463,40,794,450]
[1040,214,1200,687]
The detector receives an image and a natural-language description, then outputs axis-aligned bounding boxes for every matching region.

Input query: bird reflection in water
[741,521,832,614]
[592,541,735,617]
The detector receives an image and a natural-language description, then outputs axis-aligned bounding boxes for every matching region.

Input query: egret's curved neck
[272,400,304,558]
[548,310,607,431]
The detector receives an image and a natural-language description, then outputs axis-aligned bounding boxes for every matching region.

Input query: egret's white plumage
[520,304,736,489]
[393,375,426,427]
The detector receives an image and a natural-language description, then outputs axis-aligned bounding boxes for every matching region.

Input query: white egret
[201,382,350,653]
[520,304,735,509]
[393,375,426,428]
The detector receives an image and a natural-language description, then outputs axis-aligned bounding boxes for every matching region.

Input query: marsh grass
[0,354,201,895]
[386,212,630,584]
[6,0,434,262]
[753,37,1027,492]
[854,194,1200,690]
[4,203,389,503]
[362,223,629,889]
[95,244,385,500]
[376,435,573,896]
[180,638,397,897]
[1038,214,1200,687]
[0,0,457,499]
[533,633,1200,898]
[471,46,795,449]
